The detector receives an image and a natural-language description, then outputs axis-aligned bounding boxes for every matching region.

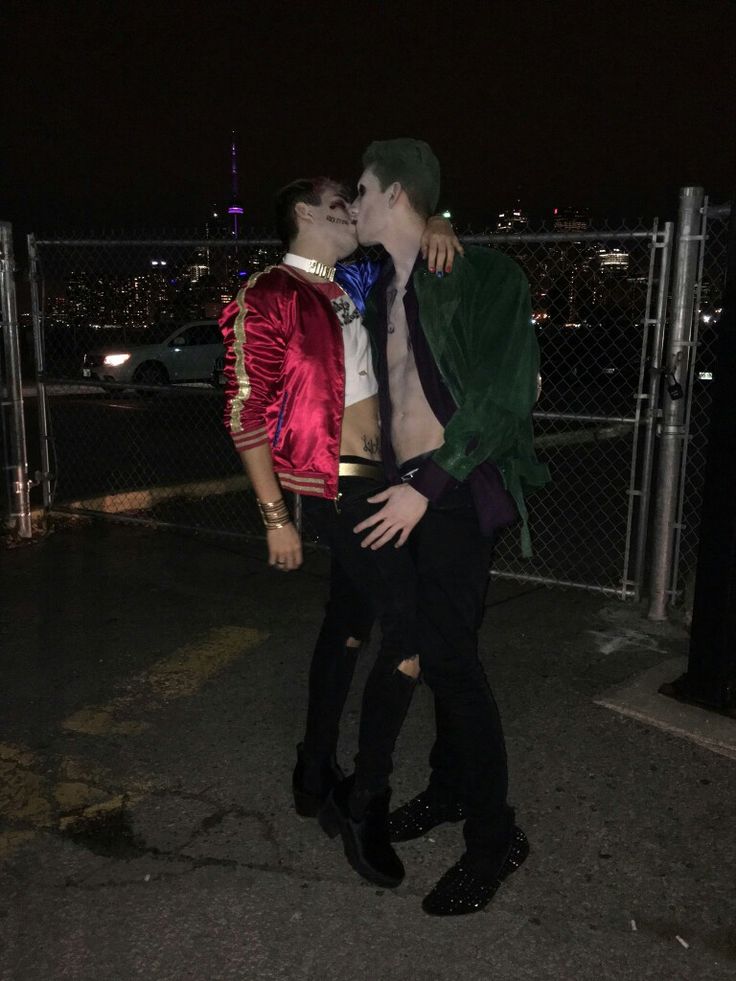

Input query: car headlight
[103,353,132,366]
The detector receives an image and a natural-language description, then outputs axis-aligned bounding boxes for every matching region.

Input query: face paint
[351,170,389,247]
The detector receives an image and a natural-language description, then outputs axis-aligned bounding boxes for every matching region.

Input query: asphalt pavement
[1,519,734,981]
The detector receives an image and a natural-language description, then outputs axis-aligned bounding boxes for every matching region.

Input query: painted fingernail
[429,266,435,273]
[436,271,444,279]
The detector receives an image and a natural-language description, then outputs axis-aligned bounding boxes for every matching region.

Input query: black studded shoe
[388,788,465,842]
[319,776,405,888]
[292,743,344,818]
[421,827,529,916]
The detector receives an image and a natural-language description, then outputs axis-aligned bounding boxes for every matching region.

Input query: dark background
[3,0,734,237]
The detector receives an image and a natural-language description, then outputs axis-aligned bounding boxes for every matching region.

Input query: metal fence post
[632,221,674,601]
[648,188,705,620]
[27,235,53,509]
[0,222,32,538]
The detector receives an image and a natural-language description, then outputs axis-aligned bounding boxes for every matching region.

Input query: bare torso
[386,282,444,465]
[280,266,381,462]
[341,394,381,459]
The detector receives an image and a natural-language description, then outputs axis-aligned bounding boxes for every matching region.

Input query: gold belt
[338,461,383,480]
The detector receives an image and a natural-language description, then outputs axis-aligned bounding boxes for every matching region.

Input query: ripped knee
[397,655,421,679]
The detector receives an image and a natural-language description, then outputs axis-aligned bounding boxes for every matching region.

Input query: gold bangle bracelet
[258,496,291,531]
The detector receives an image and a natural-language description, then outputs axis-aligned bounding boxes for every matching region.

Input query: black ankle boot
[319,776,405,888]
[292,743,344,818]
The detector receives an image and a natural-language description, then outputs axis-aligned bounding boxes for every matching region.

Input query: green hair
[362,138,440,219]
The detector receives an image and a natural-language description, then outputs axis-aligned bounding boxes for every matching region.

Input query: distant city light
[599,247,629,271]
[702,313,712,323]
[442,210,452,219]
[213,212,219,217]
[228,205,244,215]
[496,203,528,233]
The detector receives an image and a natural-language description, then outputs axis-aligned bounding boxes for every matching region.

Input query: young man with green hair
[328,138,550,916]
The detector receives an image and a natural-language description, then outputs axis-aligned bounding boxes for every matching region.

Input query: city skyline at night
[3,0,733,243]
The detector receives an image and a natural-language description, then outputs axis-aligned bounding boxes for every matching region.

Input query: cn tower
[228,131,244,239]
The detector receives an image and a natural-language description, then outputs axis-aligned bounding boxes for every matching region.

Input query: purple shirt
[373,257,518,539]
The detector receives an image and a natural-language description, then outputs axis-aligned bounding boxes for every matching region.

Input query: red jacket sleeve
[219,269,290,453]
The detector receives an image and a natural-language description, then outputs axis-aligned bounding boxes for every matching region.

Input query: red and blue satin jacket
[220,261,379,500]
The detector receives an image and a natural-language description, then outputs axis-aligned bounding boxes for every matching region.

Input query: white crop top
[317,281,378,408]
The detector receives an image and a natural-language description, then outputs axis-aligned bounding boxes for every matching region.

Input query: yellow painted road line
[1,625,269,862]
[0,742,151,861]
[147,625,266,699]
[63,625,268,735]
[0,745,53,830]
[66,474,249,514]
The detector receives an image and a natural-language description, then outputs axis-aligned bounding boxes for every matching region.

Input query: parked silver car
[81,320,224,388]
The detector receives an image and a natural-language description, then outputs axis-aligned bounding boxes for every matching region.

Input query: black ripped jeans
[301,475,419,799]
[409,494,514,866]
[303,474,514,865]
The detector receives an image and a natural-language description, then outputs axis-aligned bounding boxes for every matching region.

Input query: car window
[191,323,222,345]
[177,323,221,345]
[203,323,223,345]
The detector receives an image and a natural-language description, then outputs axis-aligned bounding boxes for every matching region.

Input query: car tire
[133,361,169,395]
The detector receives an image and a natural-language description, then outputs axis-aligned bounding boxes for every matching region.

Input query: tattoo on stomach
[362,434,380,457]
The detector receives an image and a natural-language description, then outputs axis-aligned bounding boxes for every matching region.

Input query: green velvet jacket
[364,246,550,556]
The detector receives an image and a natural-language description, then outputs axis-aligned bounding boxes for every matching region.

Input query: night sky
[4,0,734,239]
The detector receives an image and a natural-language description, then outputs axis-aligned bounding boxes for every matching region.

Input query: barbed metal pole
[648,188,704,620]
[0,222,32,538]
[27,235,53,509]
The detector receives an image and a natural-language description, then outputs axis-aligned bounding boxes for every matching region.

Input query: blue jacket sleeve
[335,259,381,317]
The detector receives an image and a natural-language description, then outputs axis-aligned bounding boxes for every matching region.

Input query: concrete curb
[54,423,632,517]
[595,656,736,761]
[63,474,249,514]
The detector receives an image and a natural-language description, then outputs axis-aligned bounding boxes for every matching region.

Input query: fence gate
[478,223,671,598]
[28,224,674,596]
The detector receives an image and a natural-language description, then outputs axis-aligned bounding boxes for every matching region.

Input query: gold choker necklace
[282,252,336,282]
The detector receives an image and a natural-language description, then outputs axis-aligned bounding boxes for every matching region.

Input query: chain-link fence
[28,236,283,539]
[471,223,666,597]
[28,223,666,596]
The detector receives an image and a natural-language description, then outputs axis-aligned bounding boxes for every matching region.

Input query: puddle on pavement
[63,805,148,859]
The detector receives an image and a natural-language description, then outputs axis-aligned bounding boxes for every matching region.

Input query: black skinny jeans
[301,475,418,799]
[406,487,515,865]
[304,477,514,862]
